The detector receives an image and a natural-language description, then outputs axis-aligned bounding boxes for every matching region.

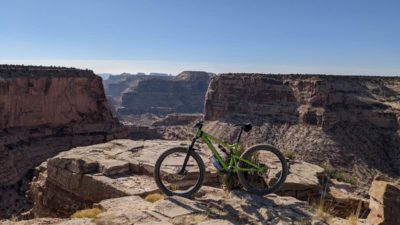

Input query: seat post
[236,127,244,144]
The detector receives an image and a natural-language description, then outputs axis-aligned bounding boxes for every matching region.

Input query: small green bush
[284,150,296,160]
[322,165,357,185]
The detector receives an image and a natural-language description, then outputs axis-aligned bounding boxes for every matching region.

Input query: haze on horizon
[0,0,399,76]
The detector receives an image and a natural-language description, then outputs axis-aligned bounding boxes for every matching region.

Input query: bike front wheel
[154,147,205,197]
[237,144,288,195]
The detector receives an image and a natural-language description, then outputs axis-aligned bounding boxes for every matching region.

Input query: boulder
[367,175,400,225]
[278,161,325,199]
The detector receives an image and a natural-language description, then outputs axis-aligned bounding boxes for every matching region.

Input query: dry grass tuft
[313,202,333,223]
[10,215,19,224]
[310,188,334,224]
[144,193,165,203]
[346,201,362,225]
[169,184,178,191]
[70,208,104,219]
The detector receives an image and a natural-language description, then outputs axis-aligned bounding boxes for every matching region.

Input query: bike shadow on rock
[166,189,315,224]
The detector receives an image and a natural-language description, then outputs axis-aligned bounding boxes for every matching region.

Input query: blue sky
[0,0,399,75]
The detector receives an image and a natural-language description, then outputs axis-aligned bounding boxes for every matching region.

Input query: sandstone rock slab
[367,176,400,225]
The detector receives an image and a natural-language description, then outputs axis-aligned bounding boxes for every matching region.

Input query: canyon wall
[103,73,172,114]
[103,71,214,117]
[204,74,400,185]
[0,65,125,218]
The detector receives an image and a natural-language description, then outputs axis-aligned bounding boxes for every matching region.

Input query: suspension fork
[178,137,198,175]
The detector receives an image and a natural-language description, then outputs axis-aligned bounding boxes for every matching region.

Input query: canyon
[103,71,214,118]
[0,68,399,225]
[0,65,125,218]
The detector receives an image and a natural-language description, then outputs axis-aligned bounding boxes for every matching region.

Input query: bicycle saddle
[234,123,252,132]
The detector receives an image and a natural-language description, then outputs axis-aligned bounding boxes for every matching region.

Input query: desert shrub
[236,144,246,156]
[70,208,104,218]
[219,144,247,190]
[144,193,164,203]
[220,172,241,191]
[284,150,296,160]
[322,165,357,185]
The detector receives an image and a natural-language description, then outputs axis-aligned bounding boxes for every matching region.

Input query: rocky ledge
[11,139,387,224]
[5,187,371,225]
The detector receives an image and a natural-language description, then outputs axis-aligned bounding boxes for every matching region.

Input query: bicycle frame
[193,128,264,173]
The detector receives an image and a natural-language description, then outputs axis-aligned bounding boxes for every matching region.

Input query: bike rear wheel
[154,147,205,197]
[237,144,288,195]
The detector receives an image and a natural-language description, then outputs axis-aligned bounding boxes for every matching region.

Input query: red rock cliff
[205,74,400,130]
[0,65,125,217]
[204,73,400,187]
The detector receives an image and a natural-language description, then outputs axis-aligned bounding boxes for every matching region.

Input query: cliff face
[0,69,112,129]
[205,74,400,129]
[0,65,125,218]
[204,74,400,184]
[104,71,214,117]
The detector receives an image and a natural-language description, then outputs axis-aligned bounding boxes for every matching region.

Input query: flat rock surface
[29,139,218,217]
[278,161,325,199]
[16,138,375,225]
[7,186,371,225]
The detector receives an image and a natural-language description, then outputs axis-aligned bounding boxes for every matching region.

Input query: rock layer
[205,74,400,130]
[204,74,400,185]
[0,65,125,218]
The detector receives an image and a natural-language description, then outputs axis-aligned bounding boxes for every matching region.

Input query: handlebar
[193,120,204,129]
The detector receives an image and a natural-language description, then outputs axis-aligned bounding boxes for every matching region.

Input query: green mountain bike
[154,121,288,197]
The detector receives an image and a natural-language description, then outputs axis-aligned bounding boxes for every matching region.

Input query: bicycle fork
[178,137,197,175]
